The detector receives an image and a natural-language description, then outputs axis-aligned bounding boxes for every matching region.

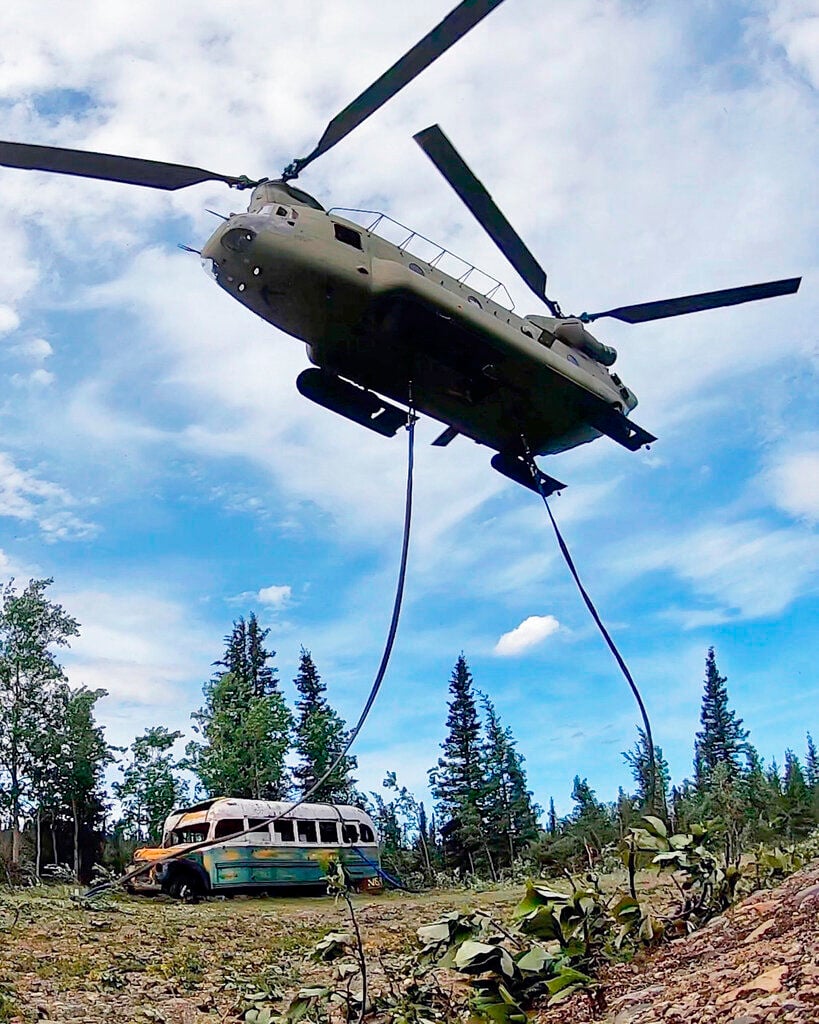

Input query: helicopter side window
[276,206,288,217]
[334,224,363,250]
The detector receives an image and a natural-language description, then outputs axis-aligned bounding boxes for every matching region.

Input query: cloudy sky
[0,0,816,814]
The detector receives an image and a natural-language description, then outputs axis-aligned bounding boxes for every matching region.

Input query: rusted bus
[129,797,382,899]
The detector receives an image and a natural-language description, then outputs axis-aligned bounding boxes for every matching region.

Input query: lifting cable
[85,408,416,900]
[522,441,658,814]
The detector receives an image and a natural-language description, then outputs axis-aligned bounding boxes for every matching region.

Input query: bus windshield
[166,823,210,846]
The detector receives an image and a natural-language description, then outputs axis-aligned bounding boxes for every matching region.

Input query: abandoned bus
[130,797,382,898]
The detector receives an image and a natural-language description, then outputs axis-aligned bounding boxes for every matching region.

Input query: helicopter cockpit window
[334,223,363,250]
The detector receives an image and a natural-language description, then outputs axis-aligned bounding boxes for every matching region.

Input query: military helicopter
[0,0,800,495]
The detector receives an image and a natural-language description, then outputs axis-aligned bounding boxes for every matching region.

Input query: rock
[613,1003,654,1023]
[716,965,789,1006]
[795,883,819,906]
[743,900,778,917]
[744,920,778,943]
[611,986,666,1007]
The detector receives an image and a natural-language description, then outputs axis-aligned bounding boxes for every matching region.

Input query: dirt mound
[538,860,819,1024]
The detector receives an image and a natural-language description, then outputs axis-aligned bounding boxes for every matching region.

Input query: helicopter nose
[201,221,259,289]
[219,226,257,253]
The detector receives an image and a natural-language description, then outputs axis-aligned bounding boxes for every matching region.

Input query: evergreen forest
[0,577,816,885]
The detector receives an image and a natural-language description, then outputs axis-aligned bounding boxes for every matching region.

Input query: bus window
[214,818,244,839]
[274,820,295,843]
[342,823,358,844]
[319,821,339,844]
[248,818,271,842]
[359,823,375,844]
[298,820,318,844]
[169,823,209,846]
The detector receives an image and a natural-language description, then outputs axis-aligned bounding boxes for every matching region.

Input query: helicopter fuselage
[201,182,646,461]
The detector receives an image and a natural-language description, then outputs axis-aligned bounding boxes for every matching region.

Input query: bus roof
[164,798,375,830]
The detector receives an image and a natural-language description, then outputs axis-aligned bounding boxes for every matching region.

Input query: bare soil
[1,863,817,1023]
[0,883,518,1022]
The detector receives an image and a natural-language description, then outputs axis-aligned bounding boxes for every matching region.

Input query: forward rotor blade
[286,0,506,178]
[582,277,802,325]
[0,140,250,191]
[414,124,553,310]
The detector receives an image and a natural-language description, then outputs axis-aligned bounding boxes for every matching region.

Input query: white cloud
[7,336,53,362]
[257,584,292,609]
[0,305,20,336]
[766,0,819,89]
[616,518,819,624]
[11,367,55,388]
[767,439,819,522]
[0,451,95,540]
[494,615,561,656]
[62,588,210,706]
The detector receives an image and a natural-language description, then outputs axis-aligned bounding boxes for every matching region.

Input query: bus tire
[166,870,204,901]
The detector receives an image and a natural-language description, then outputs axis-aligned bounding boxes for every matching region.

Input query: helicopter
[0,0,800,495]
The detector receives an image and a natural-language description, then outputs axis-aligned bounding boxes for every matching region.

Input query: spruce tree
[480,694,539,867]
[782,750,813,838]
[292,648,357,802]
[215,612,278,696]
[693,647,749,787]
[806,733,818,790]
[547,797,558,835]
[428,654,487,872]
[622,727,670,817]
[568,776,615,854]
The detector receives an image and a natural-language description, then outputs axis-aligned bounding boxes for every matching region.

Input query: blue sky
[0,0,816,816]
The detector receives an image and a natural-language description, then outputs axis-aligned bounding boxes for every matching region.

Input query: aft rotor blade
[582,277,802,325]
[414,123,555,311]
[286,0,506,178]
[0,140,250,191]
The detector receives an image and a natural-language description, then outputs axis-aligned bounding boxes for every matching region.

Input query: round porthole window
[567,353,580,366]
[468,295,482,308]
[408,262,425,275]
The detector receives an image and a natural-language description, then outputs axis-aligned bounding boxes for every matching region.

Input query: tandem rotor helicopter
[0,0,801,495]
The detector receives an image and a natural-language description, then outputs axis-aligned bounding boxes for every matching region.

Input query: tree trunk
[71,797,80,881]
[418,831,433,882]
[10,665,21,866]
[51,815,59,865]
[35,807,41,880]
[483,841,497,882]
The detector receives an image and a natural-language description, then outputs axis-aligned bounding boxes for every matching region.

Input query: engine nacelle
[554,319,617,366]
